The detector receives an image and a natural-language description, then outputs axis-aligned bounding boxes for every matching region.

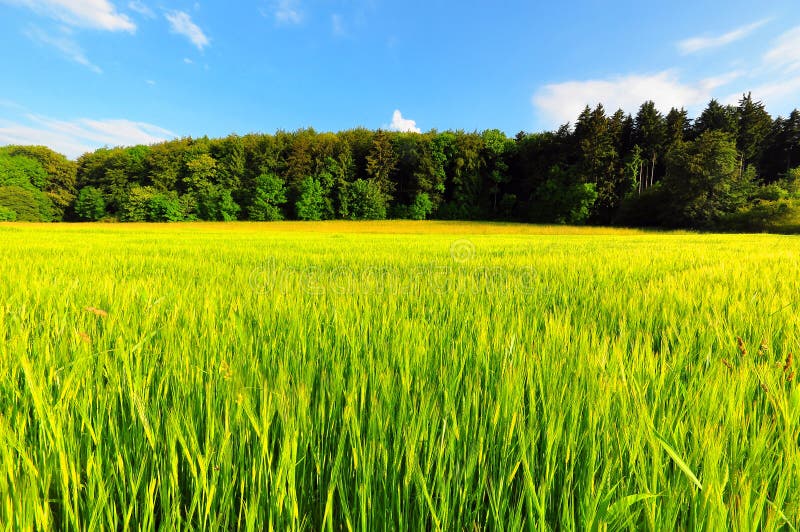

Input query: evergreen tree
[694,99,739,138]
[737,93,772,174]
[634,101,667,190]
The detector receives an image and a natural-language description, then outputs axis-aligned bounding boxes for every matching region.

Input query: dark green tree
[663,131,755,227]
[365,130,398,203]
[694,99,739,138]
[634,101,667,191]
[74,186,107,221]
[736,93,773,174]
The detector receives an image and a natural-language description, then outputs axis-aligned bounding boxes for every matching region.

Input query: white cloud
[723,75,800,109]
[272,0,303,24]
[678,19,769,54]
[388,110,421,133]
[145,79,155,85]
[763,26,800,72]
[127,0,153,18]
[165,10,209,50]
[0,111,175,158]
[532,70,741,127]
[24,25,102,73]
[1,0,135,32]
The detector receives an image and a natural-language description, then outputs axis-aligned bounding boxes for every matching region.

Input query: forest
[1,93,799,230]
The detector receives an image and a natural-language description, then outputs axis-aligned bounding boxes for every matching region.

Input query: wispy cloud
[1,0,135,32]
[165,10,209,50]
[677,19,769,54]
[387,110,421,133]
[0,109,175,158]
[533,70,741,127]
[763,26,800,72]
[272,0,303,25]
[127,0,153,18]
[24,25,102,73]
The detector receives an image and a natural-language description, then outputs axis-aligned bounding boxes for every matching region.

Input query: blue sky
[0,0,799,158]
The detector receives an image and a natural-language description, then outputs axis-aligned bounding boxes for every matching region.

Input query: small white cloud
[183,57,194,64]
[165,10,209,50]
[272,0,302,24]
[127,0,153,18]
[388,110,421,133]
[678,19,769,54]
[763,26,800,72]
[145,79,155,85]
[24,25,102,73]
[1,0,136,32]
[0,113,175,159]
[532,70,741,128]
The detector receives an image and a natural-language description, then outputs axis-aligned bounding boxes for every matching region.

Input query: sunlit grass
[0,222,798,530]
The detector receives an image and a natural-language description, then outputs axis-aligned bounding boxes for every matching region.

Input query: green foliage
[74,186,107,221]
[737,93,772,170]
[531,166,598,224]
[120,186,156,222]
[0,206,16,221]
[295,176,325,221]
[185,153,219,192]
[408,192,433,220]
[249,173,287,221]
[345,179,387,220]
[2,145,76,219]
[0,152,48,189]
[197,185,240,221]
[148,192,184,222]
[614,185,670,227]
[718,198,800,232]
[694,99,739,138]
[4,93,799,230]
[663,131,755,227]
[0,185,54,222]
[365,130,397,202]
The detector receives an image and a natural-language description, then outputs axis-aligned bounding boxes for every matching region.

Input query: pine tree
[737,93,773,174]
[634,101,666,189]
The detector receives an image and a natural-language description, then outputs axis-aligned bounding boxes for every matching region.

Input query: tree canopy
[1,94,799,230]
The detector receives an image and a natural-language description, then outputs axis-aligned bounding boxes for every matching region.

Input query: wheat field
[0,222,798,530]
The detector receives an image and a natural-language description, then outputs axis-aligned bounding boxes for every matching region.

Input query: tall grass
[0,222,797,530]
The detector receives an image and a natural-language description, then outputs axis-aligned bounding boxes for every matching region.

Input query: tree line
[1,93,799,230]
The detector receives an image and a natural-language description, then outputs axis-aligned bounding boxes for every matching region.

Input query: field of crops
[0,221,798,530]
